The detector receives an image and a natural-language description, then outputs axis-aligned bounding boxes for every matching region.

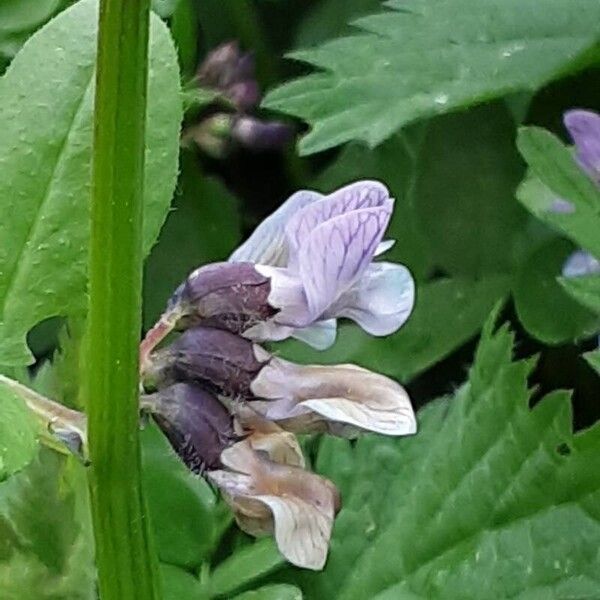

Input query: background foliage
[0,0,599,598]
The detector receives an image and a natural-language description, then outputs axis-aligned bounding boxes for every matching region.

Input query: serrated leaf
[0,385,37,481]
[0,449,94,599]
[514,238,600,344]
[516,127,600,260]
[143,152,241,328]
[559,274,600,315]
[278,275,509,383]
[286,314,600,599]
[0,0,182,365]
[264,0,600,154]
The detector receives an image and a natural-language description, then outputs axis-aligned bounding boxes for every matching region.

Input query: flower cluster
[140,180,416,570]
[182,41,293,157]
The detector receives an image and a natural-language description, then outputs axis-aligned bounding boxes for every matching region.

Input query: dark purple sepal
[169,262,277,334]
[145,326,269,399]
[148,383,238,474]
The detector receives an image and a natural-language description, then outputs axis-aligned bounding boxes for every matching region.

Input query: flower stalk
[83,0,160,598]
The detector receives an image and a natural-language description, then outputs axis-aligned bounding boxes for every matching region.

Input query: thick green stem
[83,0,160,598]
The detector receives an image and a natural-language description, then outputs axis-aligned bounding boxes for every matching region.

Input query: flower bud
[231,116,294,151]
[142,326,270,399]
[169,262,277,334]
[142,383,237,473]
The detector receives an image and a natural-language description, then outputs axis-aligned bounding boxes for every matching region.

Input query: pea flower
[140,181,415,363]
[142,326,416,438]
[548,110,600,276]
[143,382,340,570]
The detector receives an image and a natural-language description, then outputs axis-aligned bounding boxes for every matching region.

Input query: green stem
[83,0,160,598]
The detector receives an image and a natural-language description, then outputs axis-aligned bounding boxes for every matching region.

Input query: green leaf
[516,127,600,259]
[264,0,600,154]
[310,130,433,280]
[0,0,182,365]
[584,349,600,375]
[233,585,303,600]
[160,563,205,600]
[559,274,600,315]
[142,424,228,569]
[291,315,600,599]
[208,539,285,598]
[0,449,94,599]
[0,384,37,481]
[413,103,527,276]
[514,238,600,344]
[0,0,66,62]
[278,275,509,383]
[143,152,241,328]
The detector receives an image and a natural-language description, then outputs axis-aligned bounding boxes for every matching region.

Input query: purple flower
[230,180,415,348]
[547,110,600,281]
[141,181,415,359]
[196,41,260,112]
[564,109,600,186]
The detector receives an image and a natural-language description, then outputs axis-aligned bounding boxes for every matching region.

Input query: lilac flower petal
[564,109,600,183]
[548,198,576,214]
[298,205,392,320]
[285,180,390,270]
[331,262,414,336]
[562,250,600,278]
[229,191,322,266]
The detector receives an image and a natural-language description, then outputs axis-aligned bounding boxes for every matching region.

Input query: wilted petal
[230,191,322,266]
[562,250,600,278]
[564,109,600,183]
[331,262,415,336]
[250,358,416,437]
[209,441,338,570]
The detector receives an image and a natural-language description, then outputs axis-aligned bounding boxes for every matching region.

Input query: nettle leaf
[291,314,600,599]
[514,238,600,344]
[516,126,600,259]
[143,152,241,329]
[413,103,527,277]
[0,385,37,481]
[264,0,600,154]
[0,449,94,599]
[0,0,182,366]
[279,275,510,383]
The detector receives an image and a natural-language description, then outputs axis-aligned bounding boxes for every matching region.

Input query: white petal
[291,319,338,350]
[229,191,323,266]
[332,262,415,336]
[375,239,396,256]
